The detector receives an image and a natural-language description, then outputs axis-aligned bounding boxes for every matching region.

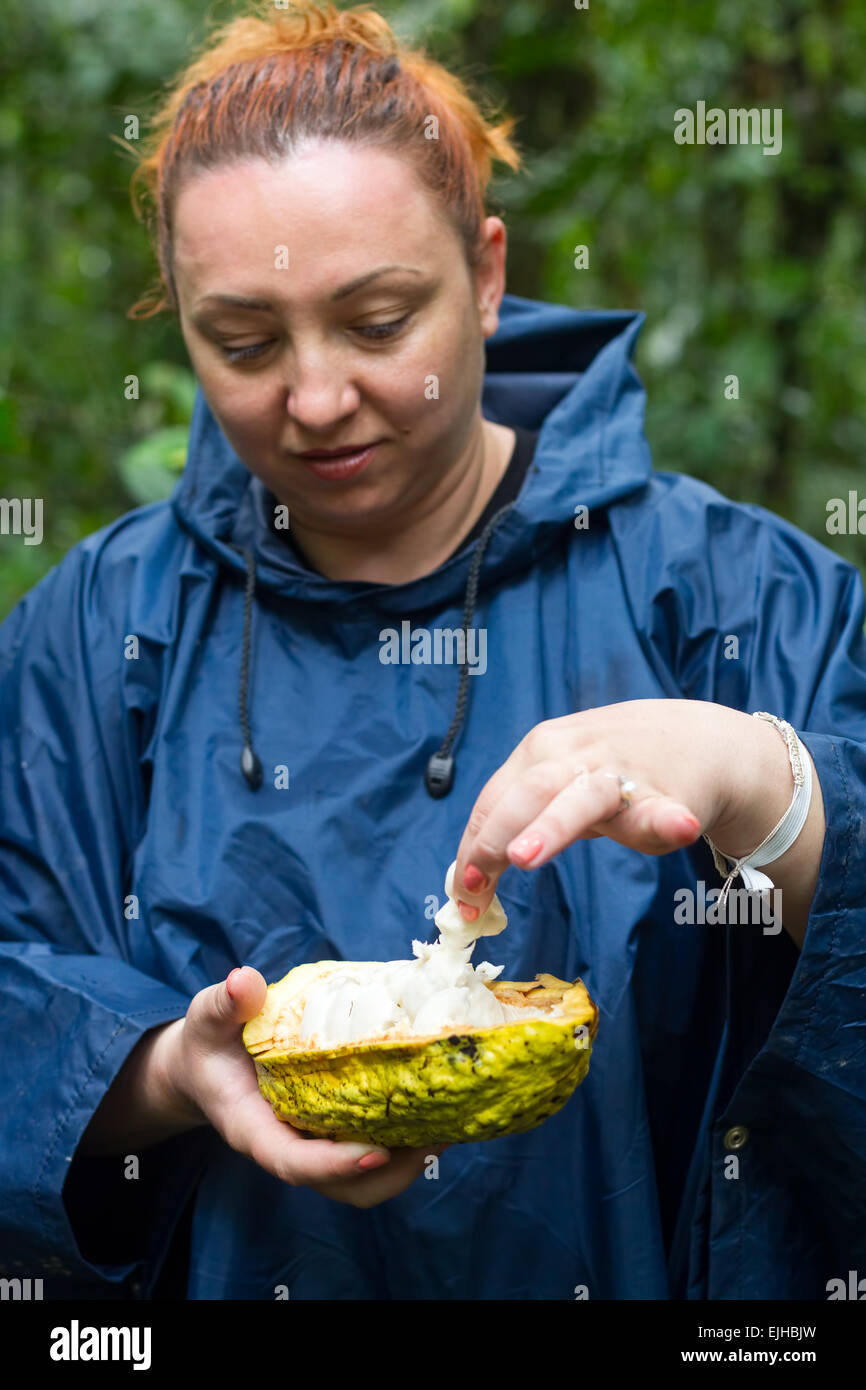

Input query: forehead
[172,141,456,299]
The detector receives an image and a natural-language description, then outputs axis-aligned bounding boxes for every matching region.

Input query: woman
[1,0,864,1301]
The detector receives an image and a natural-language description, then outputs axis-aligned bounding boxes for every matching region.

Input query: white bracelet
[702,712,813,909]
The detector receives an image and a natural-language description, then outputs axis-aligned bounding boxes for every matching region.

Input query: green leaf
[117,425,189,505]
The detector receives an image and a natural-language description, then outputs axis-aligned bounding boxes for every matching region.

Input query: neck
[287,417,516,584]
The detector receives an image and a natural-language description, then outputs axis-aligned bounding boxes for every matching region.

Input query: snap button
[723,1125,749,1150]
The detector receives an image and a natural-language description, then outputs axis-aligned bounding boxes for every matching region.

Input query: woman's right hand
[151,965,443,1209]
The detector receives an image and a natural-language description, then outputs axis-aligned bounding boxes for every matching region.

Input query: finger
[309,1144,447,1209]
[457,757,576,888]
[188,966,268,1045]
[228,1090,391,1185]
[508,769,701,867]
[605,789,702,853]
[452,742,541,913]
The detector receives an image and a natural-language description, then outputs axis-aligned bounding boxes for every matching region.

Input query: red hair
[125,0,524,318]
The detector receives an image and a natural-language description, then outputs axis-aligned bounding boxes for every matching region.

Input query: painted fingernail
[510,834,544,865]
[357,1150,389,1171]
[463,864,488,892]
[458,900,480,921]
[677,813,701,835]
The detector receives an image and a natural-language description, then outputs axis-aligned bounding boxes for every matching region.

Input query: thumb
[190,965,268,1042]
[632,794,701,852]
[225,965,268,1021]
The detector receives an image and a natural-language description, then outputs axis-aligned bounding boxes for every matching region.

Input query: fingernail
[510,834,544,865]
[357,1150,389,1171]
[463,864,488,892]
[677,813,700,836]
[458,900,480,921]
[226,967,243,999]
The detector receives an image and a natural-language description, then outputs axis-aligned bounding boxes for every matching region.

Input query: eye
[219,312,413,363]
[220,340,275,363]
[354,313,413,341]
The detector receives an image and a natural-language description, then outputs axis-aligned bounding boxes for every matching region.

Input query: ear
[473,216,508,338]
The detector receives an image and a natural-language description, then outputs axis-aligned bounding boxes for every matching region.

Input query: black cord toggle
[425,752,455,798]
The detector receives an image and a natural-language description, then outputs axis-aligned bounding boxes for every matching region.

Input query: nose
[282,346,362,434]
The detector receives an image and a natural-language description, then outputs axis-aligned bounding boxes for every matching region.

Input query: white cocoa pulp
[297,862,560,1047]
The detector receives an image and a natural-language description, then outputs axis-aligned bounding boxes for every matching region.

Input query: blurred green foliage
[2,0,866,617]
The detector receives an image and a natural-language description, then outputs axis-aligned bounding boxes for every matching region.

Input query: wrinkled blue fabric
[1,293,865,1300]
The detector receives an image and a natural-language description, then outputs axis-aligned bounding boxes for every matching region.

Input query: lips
[299,442,380,481]
[299,441,381,459]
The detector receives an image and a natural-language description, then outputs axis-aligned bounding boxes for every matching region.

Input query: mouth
[296,441,381,480]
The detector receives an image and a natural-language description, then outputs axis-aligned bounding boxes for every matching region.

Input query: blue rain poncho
[1,293,865,1299]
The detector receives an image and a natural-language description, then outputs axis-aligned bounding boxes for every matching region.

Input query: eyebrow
[194,265,424,313]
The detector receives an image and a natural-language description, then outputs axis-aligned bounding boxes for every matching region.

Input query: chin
[306,486,408,527]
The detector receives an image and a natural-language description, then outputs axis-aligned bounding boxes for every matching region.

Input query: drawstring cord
[424,501,516,798]
[234,502,514,796]
[238,546,263,790]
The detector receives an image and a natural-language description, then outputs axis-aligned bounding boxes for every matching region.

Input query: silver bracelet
[702,712,813,910]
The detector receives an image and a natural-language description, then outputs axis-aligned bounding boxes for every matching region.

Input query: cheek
[194,385,276,469]
[194,366,279,444]
[395,313,481,431]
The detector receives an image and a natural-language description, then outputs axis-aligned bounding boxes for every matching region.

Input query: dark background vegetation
[3,0,865,618]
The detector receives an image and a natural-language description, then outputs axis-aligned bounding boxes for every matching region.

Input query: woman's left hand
[453,698,759,920]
